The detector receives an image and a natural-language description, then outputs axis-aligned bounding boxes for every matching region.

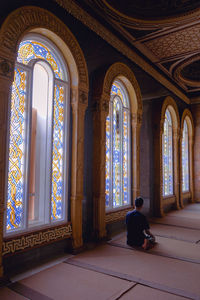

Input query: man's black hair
[135,197,144,208]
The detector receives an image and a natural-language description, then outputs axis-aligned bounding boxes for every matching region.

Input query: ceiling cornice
[55,0,190,104]
[95,0,200,29]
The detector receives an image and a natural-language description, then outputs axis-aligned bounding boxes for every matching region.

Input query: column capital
[0,56,14,82]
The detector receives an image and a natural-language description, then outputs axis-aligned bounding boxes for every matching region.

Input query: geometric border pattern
[106,208,131,224]
[3,223,72,256]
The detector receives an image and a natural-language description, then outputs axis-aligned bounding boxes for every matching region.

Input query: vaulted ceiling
[77,0,200,100]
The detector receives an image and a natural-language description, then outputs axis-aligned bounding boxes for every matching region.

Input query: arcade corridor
[0,203,200,300]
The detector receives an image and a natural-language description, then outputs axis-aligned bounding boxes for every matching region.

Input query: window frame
[4,34,70,237]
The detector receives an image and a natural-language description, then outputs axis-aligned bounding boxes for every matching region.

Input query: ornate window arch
[0,7,88,252]
[5,33,70,235]
[160,97,180,214]
[93,62,142,238]
[180,109,194,207]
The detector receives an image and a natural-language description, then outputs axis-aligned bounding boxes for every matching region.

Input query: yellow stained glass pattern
[7,68,27,230]
[17,40,64,80]
[51,84,65,220]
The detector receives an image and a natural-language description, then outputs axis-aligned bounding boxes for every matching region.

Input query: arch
[180,109,194,207]
[92,62,142,238]
[161,97,180,132]
[0,6,89,91]
[102,62,143,116]
[0,6,89,258]
[160,96,180,214]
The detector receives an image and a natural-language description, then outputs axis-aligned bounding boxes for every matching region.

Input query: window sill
[106,206,132,224]
[162,195,176,205]
[4,221,72,240]
[182,191,191,198]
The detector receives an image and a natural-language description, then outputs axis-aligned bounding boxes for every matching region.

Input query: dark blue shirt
[126,210,150,246]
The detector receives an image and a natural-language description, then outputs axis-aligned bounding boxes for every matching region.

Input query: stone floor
[1,203,200,300]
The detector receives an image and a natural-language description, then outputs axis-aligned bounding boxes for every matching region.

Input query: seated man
[126,197,155,250]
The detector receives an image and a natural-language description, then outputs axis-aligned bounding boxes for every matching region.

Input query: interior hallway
[0,203,200,300]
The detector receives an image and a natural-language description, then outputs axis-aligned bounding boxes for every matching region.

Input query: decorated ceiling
[78,0,200,98]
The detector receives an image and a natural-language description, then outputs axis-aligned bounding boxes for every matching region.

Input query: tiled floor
[1,203,200,300]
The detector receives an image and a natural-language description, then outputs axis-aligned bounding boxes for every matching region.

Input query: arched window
[5,34,69,235]
[182,120,189,192]
[105,80,131,210]
[163,108,173,196]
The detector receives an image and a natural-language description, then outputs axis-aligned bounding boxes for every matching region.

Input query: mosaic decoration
[51,83,65,220]
[163,109,173,196]
[7,67,27,231]
[182,120,189,191]
[17,40,64,80]
[106,81,130,209]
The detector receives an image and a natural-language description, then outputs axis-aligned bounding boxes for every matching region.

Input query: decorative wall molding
[3,224,72,256]
[55,0,190,104]
[0,57,14,79]
[106,208,131,224]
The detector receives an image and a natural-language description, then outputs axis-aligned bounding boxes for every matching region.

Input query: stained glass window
[17,39,64,80]
[6,34,69,234]
[7,67,27,230]
[182,120,189,192]
[51,83,65,220]
[163,109,173,196]
[105,80,130,210]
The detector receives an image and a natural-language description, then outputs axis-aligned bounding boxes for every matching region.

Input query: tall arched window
[105,80,131,210]
[5,34,69,235]
[182,120,189,192]
[163,108,173,196]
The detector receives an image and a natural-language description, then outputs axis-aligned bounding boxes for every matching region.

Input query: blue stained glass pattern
[17,40,63,80]
[123,110,129,205]
[105,115,110,207]
[163,109,173,196]
[51,83,64,220]
[113,98,121,207]
[106,80,130,209]
[111,82,128,108]
[7,67,27,230]
[182,120,189,191]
